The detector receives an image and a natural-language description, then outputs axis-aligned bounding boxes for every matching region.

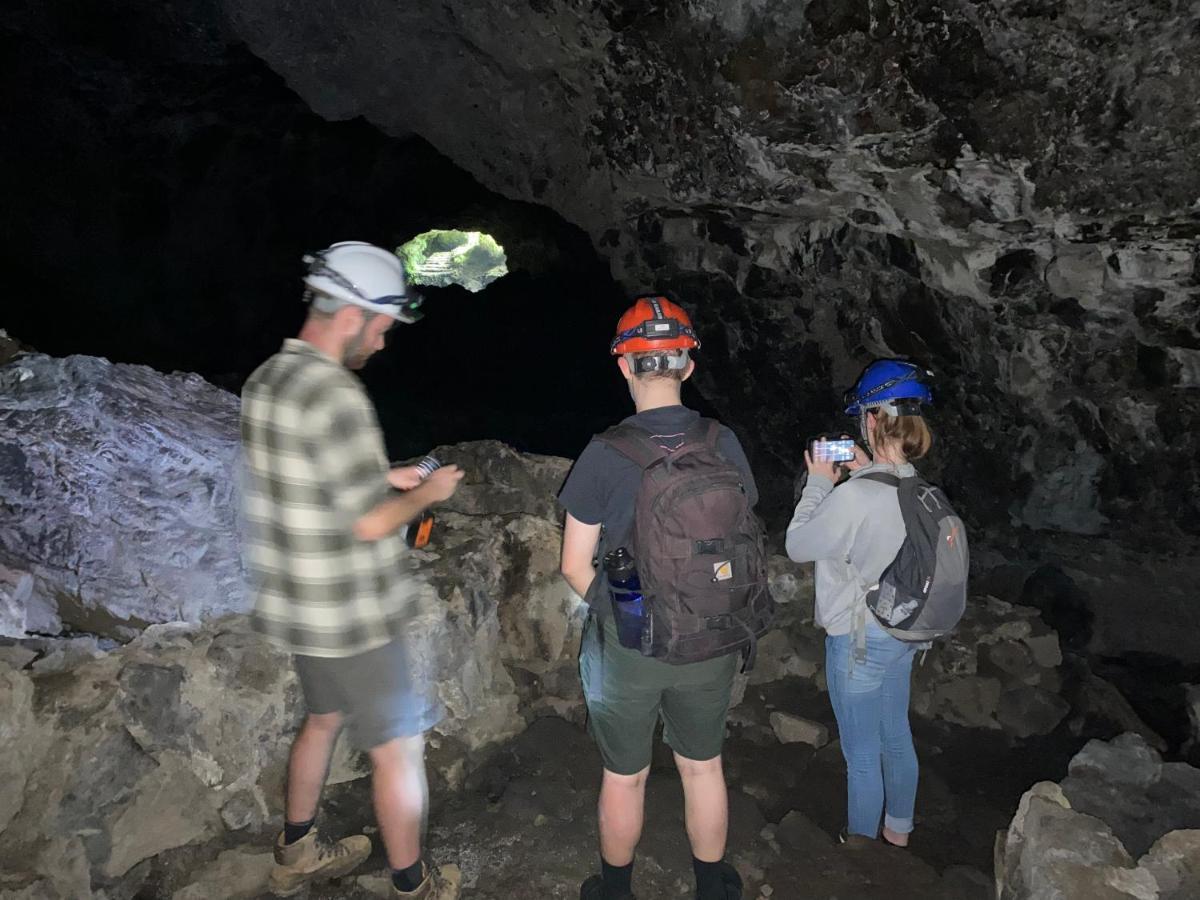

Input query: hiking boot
[393,862,462,899]
[267,828,372,896]
[696,861,742,900]
[580,873,637,900]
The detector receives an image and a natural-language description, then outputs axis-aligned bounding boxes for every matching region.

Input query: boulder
[1062,734,1200,858]
[997,687,1071,739]
[768,712,828,749]
[0,644,36,670]
[1185,685,1200,754]
[0,564,33,638]
[1023,633,1064,670]
[998,737,1200,899]
[909,597,1067,735]
[744,558,820,688]
[170,848,275,900]
[926,676,1004,731]
[0,354,246,638]
[747,631,821,686]
[1065,666,1167,752]
[0,666,42,834]
[994,781,1150,900]
[774,810,833,851]
[1139,830,1200,900]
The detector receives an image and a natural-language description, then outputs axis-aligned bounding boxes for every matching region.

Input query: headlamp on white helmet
[302,241,424,324]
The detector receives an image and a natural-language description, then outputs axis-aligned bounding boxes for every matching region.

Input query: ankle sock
[392,859,425,893]
[283,817,314,845]
[693,857,725,898]
[601,856,634,896]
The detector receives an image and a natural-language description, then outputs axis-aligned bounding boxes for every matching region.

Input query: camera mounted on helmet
[631,351,690,374]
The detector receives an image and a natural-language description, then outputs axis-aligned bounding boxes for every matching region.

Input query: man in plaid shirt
[241,241,463,899]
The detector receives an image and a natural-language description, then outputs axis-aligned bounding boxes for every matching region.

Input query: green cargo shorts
[578,612,738,776]
[293,639,433,751]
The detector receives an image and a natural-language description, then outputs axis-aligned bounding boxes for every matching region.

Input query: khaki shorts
[579,613,737,775]
[293,639,431,750]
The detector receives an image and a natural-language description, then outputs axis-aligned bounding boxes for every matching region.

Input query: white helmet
[302,241,424,323]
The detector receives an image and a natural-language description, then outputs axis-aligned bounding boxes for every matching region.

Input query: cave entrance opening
[398,229,508,293]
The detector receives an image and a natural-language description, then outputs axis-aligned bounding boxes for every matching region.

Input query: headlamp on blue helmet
[843,360,934,417]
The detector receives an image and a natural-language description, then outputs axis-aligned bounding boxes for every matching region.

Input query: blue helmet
[844,360,933,417]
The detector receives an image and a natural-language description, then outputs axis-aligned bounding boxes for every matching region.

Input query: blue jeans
[825,618,919,837]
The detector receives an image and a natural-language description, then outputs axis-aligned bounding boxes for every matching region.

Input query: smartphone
[812,438,856,463]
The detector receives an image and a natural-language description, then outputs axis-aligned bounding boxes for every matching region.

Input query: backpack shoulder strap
[857,471,902,488]
[697,417,721,449]
[676,417,721,454]
[596,424,668,470]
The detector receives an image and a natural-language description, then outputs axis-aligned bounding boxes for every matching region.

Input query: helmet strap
[305,289,347,315]
[876,399,923,417]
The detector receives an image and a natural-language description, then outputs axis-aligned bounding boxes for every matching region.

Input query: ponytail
[872,410,933,461]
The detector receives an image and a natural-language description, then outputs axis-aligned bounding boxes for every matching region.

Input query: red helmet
[610,295,701,355]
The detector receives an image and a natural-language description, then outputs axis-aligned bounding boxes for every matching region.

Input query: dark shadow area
[0,0,636,459]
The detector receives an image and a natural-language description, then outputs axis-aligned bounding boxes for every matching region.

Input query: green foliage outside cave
[397,230,508,293]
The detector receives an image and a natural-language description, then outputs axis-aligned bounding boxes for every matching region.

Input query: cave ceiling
[216,0,1200,535]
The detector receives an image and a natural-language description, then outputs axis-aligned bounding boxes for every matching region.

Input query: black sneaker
[580,874,636,900]
[696,861,742,900]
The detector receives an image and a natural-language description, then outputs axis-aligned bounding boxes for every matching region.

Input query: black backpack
[858,472,969,641]
[596,419,774,666]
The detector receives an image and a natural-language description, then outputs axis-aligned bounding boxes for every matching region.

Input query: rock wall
[997,734,1200,899]
[0,432,588,897]
[218,0,1200,534]
[0,354,245,638]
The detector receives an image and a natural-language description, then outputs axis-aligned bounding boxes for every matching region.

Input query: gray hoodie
[785,462,915,636]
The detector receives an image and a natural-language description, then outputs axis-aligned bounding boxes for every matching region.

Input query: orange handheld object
[407,513,434,549]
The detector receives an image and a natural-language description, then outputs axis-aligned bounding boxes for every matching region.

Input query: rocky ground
[133,686,1032,900]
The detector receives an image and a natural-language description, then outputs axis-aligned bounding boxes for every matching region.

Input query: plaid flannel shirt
[240,339,413,657]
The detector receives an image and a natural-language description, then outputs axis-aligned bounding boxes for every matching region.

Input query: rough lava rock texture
[216,0,1200,533]
[0,353,246,638]
[996,734,1200,899]
[0,438,586,898]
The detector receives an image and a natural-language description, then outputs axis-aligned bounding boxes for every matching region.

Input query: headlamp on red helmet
[610,295,701,356]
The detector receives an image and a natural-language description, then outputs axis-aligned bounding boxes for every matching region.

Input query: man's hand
[422,465,464,502]
[388,465,424,491]
[354,465,465,542]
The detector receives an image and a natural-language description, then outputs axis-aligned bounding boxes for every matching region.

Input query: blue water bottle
[604,547,646,650]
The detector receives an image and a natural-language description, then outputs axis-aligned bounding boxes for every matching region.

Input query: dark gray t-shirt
[558,405,758,556]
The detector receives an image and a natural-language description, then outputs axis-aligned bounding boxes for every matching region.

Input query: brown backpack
[597,419,775,667]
